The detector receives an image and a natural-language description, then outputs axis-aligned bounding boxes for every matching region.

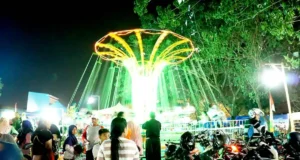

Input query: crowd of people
[0,111,162,160]
[92,111,162,160]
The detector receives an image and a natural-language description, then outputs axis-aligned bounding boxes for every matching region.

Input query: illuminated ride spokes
[94,29,194,119]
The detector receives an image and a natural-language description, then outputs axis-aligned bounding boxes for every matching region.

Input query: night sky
[0,1,141,109]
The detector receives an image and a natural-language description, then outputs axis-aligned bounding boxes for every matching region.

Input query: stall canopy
[98,102,128,115]
[26,91,66,112]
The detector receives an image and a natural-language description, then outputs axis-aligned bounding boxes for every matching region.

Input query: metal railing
[102,119,248,141]
[159,119,248,141]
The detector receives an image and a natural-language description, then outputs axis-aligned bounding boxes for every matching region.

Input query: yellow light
[159,39,190,59]
[134,30,145,66]
[108,33,135,57]
[94,29,195,69]
[149,31,170,65]
[161,48,194,64]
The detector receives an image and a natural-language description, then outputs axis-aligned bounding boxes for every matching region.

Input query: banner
[269,92,275,132]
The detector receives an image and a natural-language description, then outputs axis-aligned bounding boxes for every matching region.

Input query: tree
[134,0,300,116]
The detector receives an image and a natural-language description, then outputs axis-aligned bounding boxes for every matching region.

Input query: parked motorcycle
[283,132,300,160]
[196,130,229,160]
[165,142,180,160]
[223,137,246,160]
[165,131,200,160]
[243,125,278,160]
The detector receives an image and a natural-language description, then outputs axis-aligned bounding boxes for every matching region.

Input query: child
[92,128,110,159]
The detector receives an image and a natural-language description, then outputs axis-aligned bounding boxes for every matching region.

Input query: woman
[127,121,143,154]
[50,124,62,160]
[31,119,54,160]
[97,117,139,160]
[63,125,78,160]
[0,117,15,143]
[17,120,33,156]
[0,117,24,160]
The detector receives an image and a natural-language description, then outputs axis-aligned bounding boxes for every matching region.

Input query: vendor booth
[26,91,66,127]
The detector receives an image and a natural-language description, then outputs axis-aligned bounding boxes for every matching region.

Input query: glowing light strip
[159,48,194,60]
[162,49,194,64]
[95,51,117,57]
[149,31,169,66]
[143,31,164,35]
[159,39,190,58]
[95,43,129,59]
[95,52,125,61]
[94,29,195,67]
[108,33,135,58]
[112,30,134,36]
[135,30,145,67]
[95,43,128,57]
[160,48,193,60]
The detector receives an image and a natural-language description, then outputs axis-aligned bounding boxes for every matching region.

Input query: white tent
[96,103,133,125]
[98,102,129,115]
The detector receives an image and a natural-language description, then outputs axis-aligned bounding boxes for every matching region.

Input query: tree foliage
[134,0,300,116]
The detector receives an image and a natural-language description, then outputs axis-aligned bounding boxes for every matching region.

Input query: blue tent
[26,91,66,112]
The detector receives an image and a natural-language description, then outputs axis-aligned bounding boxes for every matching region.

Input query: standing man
[82,115,103,160]
[142,112,161,159]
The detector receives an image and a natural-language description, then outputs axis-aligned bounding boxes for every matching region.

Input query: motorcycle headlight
[231,145,239,152]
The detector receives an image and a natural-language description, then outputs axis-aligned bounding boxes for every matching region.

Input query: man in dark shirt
[142,112,161,160]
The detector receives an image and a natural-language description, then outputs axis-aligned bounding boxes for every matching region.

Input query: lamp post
[263,63,294,132]
[87,95,100,110]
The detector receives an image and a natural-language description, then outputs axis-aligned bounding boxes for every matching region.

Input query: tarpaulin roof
[26,91,66,112]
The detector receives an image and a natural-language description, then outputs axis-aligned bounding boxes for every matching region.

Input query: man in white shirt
[82,115,104,160]
[92,128,110,159]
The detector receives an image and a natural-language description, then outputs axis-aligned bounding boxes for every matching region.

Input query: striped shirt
[96,137,139,160]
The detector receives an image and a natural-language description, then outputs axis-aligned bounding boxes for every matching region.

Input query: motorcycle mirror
[248,125,254,138]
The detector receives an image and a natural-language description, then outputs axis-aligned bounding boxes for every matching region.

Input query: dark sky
[0,1,141,109]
